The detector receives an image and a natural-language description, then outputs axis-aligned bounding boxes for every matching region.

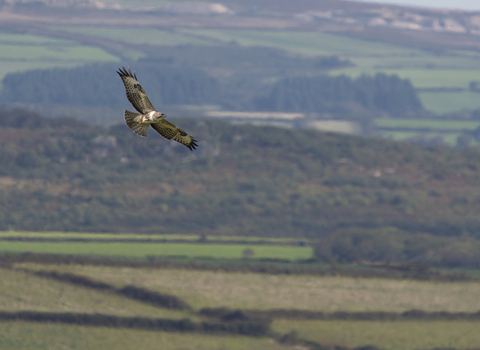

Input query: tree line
[253,73,424,116]
[0,63,423,117]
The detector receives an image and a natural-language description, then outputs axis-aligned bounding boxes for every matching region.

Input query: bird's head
[153,112,166,121]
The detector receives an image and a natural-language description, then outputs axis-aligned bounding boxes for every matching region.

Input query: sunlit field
[272,319,480,350]
[0,322,286,350]
[0,241,312,261]
[18,264,480,312]
[0,268,188,319]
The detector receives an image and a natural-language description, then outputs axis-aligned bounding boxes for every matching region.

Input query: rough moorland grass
[20,265,480,313]
[0,242,312,260]
[374,118,480,130]
[0,268,189,319]
[272,319,480,350]
[0,322,286,350]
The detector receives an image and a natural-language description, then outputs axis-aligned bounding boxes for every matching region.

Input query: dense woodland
[0,62,422,118]
[2,109,480,267]
[254,73,423,116]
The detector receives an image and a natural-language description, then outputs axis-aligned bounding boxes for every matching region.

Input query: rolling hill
[1,108,480,242]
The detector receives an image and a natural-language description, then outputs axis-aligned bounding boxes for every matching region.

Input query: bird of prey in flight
[117,66,198,151]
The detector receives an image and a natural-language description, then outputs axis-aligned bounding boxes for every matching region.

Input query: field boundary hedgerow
[2,252,476,281]
[13,267,480,322]
[0,311,269,337]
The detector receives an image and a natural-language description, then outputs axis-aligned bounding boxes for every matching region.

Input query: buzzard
[117,66,198,151]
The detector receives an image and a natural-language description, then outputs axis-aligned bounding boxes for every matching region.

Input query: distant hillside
[1,108,480,242]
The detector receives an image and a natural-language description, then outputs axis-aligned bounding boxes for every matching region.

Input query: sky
[353,0,480,11]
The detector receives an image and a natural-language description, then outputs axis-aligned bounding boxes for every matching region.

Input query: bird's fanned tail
[124,110,148,137]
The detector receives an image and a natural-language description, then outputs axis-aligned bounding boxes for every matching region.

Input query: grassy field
[4,259,480,349]
[374,119,480,130]
[0,241,312,260]
[0,322,286,350]
[0,231,310,244]
[419,91,480,114]
[183,29,426,58]
[0,31,119,81]
[19,264,480,312]
[51,26,218,47]
[374,118,480,145]
[380,131,461,145]
[0,267,188,319]
[0,44,116,62]
[272,319,480,350]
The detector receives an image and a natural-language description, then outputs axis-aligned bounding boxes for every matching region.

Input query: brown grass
[0,321,287,350]
[18,264,480,312]
[0,267,189,319]
[272,319,480,350]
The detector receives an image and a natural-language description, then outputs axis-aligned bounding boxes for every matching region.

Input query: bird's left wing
[150,119,198,151]
[117,66,155,114]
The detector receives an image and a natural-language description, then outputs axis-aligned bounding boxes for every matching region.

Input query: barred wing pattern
[150,119,198,151]
[117,66,155,114]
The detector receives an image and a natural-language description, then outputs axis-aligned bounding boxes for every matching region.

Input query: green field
[0,31,119,81]
[375,118,480,145]
[419,91,480,114]
[0,44,118,62]
[0,33,72,45]
[0,322,285,350]
[272,319,480,350]
[0,231,200,241]
[380,131,461,145]
[51,26,218,47]
[0,231,310,245]
[0,241,312,260]
[374,119,480,130]
[183,29,425,58]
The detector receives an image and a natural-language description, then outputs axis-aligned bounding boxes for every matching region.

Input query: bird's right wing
[150,119,198,151]
[117,66,155,114]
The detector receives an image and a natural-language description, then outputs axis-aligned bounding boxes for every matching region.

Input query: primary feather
[117,66,198,151]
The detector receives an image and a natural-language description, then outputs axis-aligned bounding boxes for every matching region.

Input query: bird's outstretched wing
[117,66,155,114]
[150,119,198,151]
